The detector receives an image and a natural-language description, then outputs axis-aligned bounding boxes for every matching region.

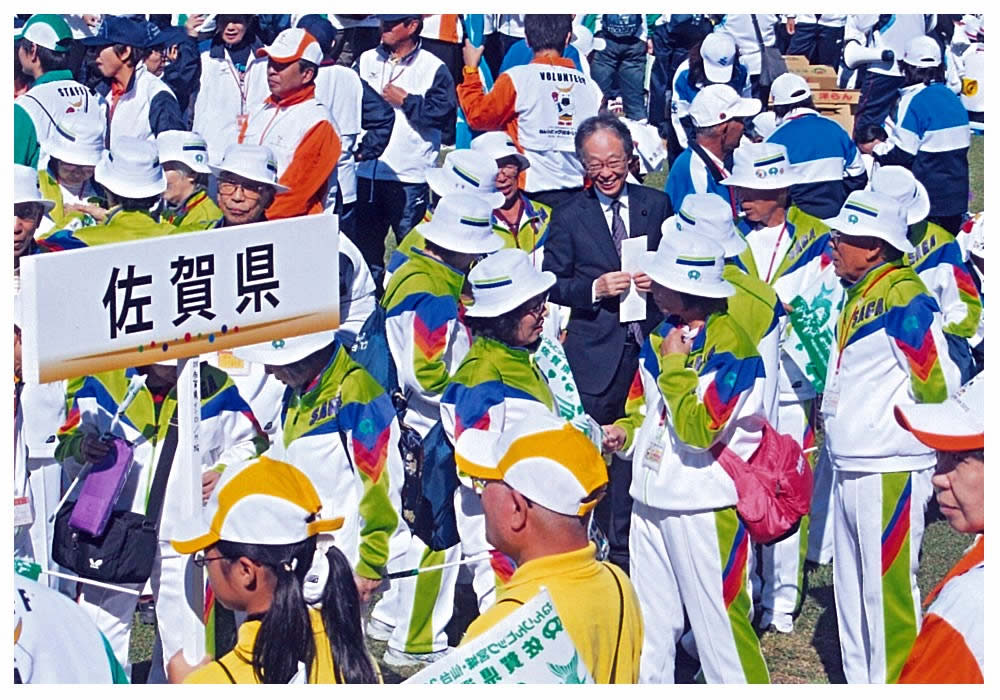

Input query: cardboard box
[783,54,810,70]
[813,89,861,105]
[817,104,855,134]
[788,63,840,90]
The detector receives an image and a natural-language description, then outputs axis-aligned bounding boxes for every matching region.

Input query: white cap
[868,166,930,226]
[13,164,55,215]
[571,24,606,56]
[470,131,530,171]
[232,331,336,366]
[641,231,735,298]
[770,72,812,106]
[902,35,942,68]
[44,111,105,167]
[667,193,747,257]
[455,412,608,517]
[894,373,984,451]
[256,27,324,65]
[721,141,797,189]
[689,84,761,128]
[464,249,556,318]
[701,33,737,83]
[211,144,290,193]
[748,111,780,140]
[94,136,167,199]
[425,149,504,208]
[156,130,212,175]
[415,193,505,254]
[823,190,913,253]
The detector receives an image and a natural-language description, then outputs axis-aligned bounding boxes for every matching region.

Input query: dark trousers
[649,47,689,136]
[787,22,821,61]
[927,213,965,236]
[815,26,845,69]
[352,178,429,284]
[420,38,463,147]
[333,26,382,68]
[578,341,640,574]
[853,71,905,139]
[590,36,648,120]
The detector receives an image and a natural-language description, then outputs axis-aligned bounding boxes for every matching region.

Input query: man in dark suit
[542,113,673,573]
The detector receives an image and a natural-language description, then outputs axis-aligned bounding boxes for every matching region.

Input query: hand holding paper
[620,236,648,323]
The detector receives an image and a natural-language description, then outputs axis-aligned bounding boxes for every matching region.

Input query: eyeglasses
[583,157,628,177]
[192,552,230,568]
[218,180,266,201]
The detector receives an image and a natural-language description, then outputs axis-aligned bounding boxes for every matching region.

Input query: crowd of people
[13,13,984,685]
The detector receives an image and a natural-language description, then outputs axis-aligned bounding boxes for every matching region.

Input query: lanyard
[762,223,788,284]
[224,52,250,115]
[834,265,896,370]
[380,49,419,89]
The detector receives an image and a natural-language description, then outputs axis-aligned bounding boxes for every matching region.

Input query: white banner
[20,215,339,383]
[784,263,844,394]
[405,588,594,685]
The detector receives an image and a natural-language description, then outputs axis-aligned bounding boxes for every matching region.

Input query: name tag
[14,496,34,528]
[642,437,666,473]
[822,370,840,417]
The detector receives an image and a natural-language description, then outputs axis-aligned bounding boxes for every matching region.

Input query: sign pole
[176,357,205,663]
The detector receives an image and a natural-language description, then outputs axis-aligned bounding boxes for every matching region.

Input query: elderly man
[542,113,671,574]
[822,190,960,683]
[456,412,644,683]
[239,27,341,220]
[895,374,984,683]
[664,83,760,213]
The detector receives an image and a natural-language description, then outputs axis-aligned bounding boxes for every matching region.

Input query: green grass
[128,134,984,684]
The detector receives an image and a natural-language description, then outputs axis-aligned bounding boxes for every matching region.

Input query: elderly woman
[156,130,222,230]
[38,111,108,229]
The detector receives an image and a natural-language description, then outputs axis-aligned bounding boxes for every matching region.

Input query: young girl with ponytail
[167,456,380,684]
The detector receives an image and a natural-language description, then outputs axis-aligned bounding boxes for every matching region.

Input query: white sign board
[620,235,648,323]
[405,588,594,685]
[20,215,340,383]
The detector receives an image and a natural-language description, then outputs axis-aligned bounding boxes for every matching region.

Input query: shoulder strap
[214,659,237,684]
[601,563,626,684]
[749,15,765,48]
[495,597,525,606]
[689,141,725,184]
[142,419,179,527]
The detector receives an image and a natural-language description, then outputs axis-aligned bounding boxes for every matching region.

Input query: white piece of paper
[620,235,648,323]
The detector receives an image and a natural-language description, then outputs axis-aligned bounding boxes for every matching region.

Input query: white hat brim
[45,142,103,167]
[231,331,335,365]
[94,159,167,199]
[15,195,56,215]
[641,252,736,298]
[425,168,505,209]
[464,271,556,317]
[720,170,797,189]
[823,212,915,254]
[416,220,504,255]
[209,165,291,193]
[905,179,931,225]
[703,61,734,84]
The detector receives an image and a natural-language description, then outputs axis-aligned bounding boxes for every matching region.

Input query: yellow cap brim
[308,516,344,536]
[171,531,219,555]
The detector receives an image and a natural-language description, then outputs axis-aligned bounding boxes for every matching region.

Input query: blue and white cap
[642,231,735,298]
[666,193,747,257]
[823,190,913,253]
[210,143,290,193]
[415,193,505,254]
[721,142,797,189]
[156,130,212,175]
[425,149,504,208]
[464,248,556,318]
[700,32,737,84]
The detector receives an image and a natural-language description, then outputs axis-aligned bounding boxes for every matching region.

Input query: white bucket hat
[425,149,504,208]
[747,111,779,141]
[156,130,212,175]
[721,142,797,189]
[14,164,55,215]
[571,24,606,56]
[868,166,931,226]
[232,331,336,366]
[470,131,530,171]
[211,143,290,193]
[415,193,505,254]
[94,137,167,199]
[823,190,913,253]
[689,84,761,128]
[255,27,324,65]
[701,33,737,84]
[667,193,747,257]
[44,111,105,167]
[902,35,942,68]
[642,231,735,298]
[770,72,812,106]
[464,249,556,318]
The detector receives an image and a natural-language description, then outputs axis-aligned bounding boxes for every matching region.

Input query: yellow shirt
[462,544,643,683]
[185,607,381,684]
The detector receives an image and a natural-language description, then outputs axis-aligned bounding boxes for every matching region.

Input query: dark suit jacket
[543,183,673,396]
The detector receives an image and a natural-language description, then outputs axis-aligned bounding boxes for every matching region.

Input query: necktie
[610,200,644,347]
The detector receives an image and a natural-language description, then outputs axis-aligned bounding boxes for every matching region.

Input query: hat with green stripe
[17,14,73,52]
[464,248,556,318]
[415,192,504,254]
[642,231,734,298]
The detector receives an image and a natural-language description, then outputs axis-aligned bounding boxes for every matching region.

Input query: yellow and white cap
[171,456,343,554]
[455,412,608,517]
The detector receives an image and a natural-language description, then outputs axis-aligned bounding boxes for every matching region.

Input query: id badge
[642,437,666,473]
[216,350,250,376]
[822,369,840,417]
[14,495,34,528]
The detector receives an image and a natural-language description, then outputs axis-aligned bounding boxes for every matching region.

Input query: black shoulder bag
[53,420,179,584]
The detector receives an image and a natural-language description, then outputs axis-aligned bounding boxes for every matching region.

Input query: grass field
[128,135,984,684]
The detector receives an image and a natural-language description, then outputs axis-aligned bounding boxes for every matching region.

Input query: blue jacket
[767,108,868,219]
[664,146,734,213]
[499,39,582,74]
[877,82,971,218]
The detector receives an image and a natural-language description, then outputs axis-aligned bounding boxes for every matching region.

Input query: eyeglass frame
[582,157,629,177]
[192,551,230,568]
[217,176,270,202]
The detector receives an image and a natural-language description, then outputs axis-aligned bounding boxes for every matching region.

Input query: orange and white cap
[455,412,608,517]
[255,27,324,65]
[171,456,343,554]
[894,373,984,451]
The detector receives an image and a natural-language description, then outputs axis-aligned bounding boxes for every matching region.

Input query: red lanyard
[225,54,249,114]
[763,223,788,284]
[835,265,896,370]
